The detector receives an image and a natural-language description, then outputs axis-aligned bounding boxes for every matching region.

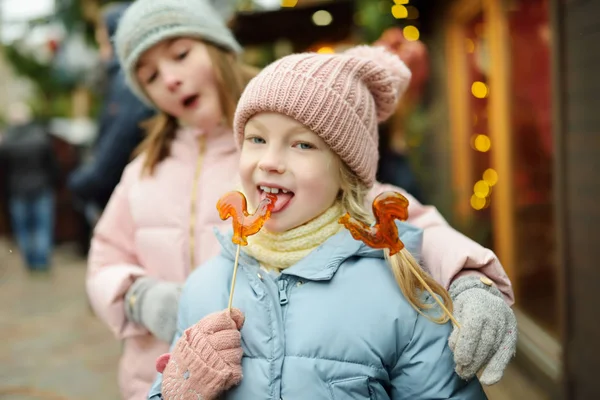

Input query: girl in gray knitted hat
[87,1,516,399]
[86,1,256,399]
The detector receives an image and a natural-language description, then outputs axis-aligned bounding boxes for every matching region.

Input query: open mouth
[182,94,199,108]
[258,185,294,213]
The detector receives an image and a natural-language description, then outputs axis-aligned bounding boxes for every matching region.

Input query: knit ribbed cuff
[124,276,157,324]
[162,334,241,400]
[448,275,504,301]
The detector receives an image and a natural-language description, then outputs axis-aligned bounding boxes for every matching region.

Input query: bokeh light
[403,26,420,41]
[471,81,489,98]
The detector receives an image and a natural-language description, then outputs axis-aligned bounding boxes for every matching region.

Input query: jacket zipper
[278,279,289,305]
[189,136,206,271]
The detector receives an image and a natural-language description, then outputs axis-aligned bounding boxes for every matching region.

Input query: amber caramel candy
[217,191,277,246]
[339,191,409,255]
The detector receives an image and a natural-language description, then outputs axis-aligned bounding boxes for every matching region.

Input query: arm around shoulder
[368,181,514,304]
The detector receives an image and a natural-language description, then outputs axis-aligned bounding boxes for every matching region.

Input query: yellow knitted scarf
[243,202,344,272]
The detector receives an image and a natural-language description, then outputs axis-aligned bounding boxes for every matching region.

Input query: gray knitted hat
[114,0,242,106]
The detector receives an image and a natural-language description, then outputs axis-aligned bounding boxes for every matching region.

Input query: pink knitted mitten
[156,308,245,400]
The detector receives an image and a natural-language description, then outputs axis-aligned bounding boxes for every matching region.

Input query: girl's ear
[155,353,171,373]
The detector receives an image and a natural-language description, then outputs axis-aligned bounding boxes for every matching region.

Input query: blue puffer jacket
[149,222,486,399]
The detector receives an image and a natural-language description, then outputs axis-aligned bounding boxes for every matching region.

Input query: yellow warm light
[474,180,491,198]
[317,46,335,54]
[391,5,408,19]
[281,0,298,7]
[403,25,420,41]
[466,38,475,53]
[394,0,409,4]
[312,10,333,26]
[483,168,499,186]
[473,134,491,152]
[471,81,489,98]
[471,194,486,210]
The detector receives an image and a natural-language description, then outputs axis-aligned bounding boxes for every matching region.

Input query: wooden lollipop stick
[406,261,461,328]
[228,244,242,311]
[217,191,277,312]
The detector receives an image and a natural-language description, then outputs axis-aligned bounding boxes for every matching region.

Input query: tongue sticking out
[260,191,293,213]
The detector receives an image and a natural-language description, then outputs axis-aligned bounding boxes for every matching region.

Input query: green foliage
[354,0,397,43]
[1,0,101,119]
[1,45,74,118]
[2,45,73,95]
[55,0,86,32]
[28,0,97,43]
[404,105,430,185]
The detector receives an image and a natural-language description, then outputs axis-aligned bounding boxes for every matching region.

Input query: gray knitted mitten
[125,277,182,343]
[448,275,517,385]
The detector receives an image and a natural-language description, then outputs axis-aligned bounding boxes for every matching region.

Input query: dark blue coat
[68,3,155,208]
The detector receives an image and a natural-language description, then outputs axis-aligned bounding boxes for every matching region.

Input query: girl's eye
[145,72,158,84]
[246,136,265,144]
[294,142,314,150]
[175,50,189,60]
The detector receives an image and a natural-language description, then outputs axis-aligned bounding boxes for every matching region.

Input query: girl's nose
[163,72,182,92]
[258,150,286,174]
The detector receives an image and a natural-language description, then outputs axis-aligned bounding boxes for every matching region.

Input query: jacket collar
[175,124,238,157]
[213,220,423,282]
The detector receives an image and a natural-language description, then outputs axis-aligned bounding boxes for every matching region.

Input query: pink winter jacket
[87,126,514,400]
[87,126,240,400]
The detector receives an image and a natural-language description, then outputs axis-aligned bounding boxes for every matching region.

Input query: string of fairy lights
[468,40,497,211]
[390,0,420,41]
[390,0,497,212]
[280,0,421,41]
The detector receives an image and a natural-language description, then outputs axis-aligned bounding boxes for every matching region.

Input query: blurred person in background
[375,28,429,203]
[68,1,155,253]
[0,102,60,272]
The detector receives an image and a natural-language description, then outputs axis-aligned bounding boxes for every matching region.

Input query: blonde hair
[337,162,453,324]
[135,41,259,176]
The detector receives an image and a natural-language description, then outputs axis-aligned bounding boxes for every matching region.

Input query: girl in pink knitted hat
[92,1,514,398]
[148,46,495,399]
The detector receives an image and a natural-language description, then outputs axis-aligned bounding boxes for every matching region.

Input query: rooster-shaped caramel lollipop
[217,191,277,310]
[339,191,409,255]
[339,191,460,327]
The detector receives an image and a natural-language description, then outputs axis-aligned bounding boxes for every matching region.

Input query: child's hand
[157,308,245,400]
[448,275,517,385]
[124,276,182,342]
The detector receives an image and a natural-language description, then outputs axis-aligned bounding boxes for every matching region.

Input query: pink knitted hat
[234,45,412,187]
